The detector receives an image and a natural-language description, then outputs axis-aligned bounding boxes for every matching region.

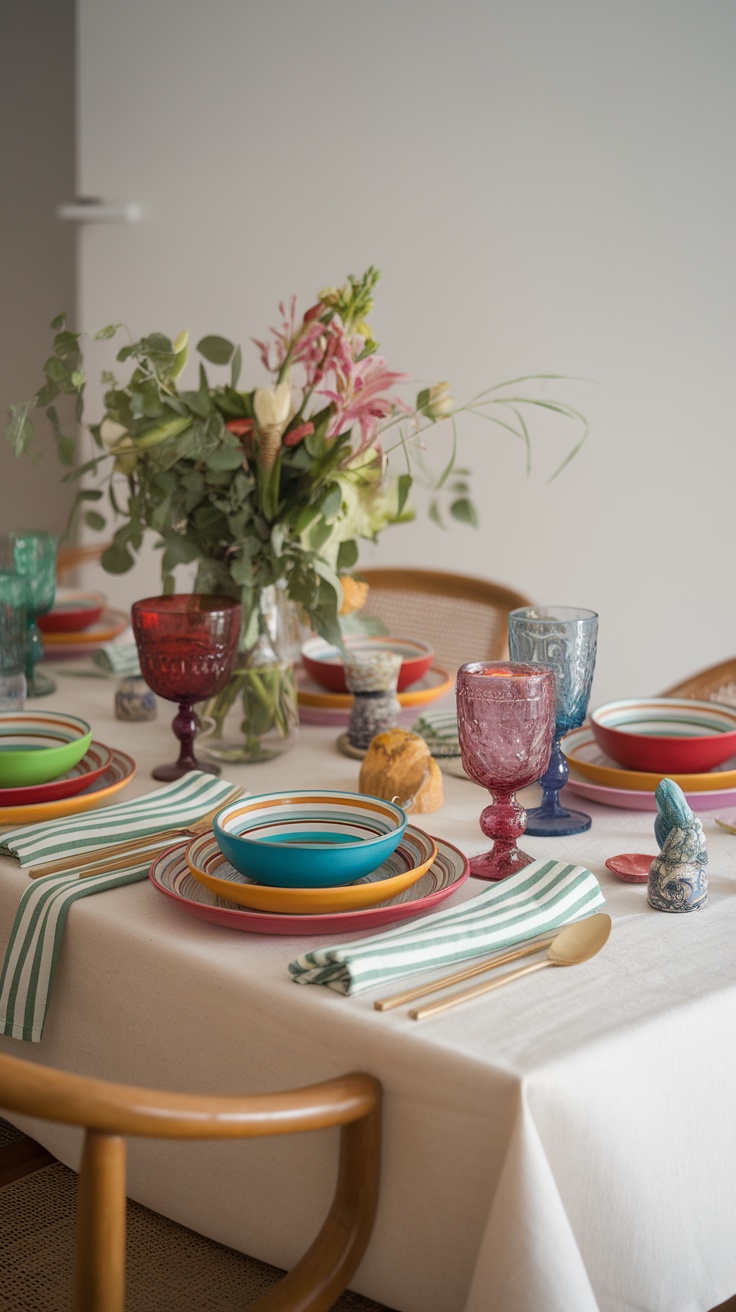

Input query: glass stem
[536,737,568,817]
[172,699,200,772]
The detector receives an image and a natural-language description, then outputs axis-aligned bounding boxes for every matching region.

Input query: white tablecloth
[2,673,736,1312]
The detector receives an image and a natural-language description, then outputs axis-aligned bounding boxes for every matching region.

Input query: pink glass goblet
[132,594,242,781]
[456,661,557,881]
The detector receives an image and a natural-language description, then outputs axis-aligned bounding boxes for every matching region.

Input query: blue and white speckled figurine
[648,778,708,913]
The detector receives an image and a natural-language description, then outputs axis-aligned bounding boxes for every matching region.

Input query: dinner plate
[301,635,435,693]
[0,747,136,825]
[186,825,438,913]
[42,607,129,659]
[297,664,453,725]
[38,588,106,634]
[562,727,736,793]
[149,835,470,935]
[0,740,114,806]
[562,771,736,812]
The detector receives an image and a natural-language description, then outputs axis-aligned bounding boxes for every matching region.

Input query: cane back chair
[0,1052,382,1312]
[660,658,736,709]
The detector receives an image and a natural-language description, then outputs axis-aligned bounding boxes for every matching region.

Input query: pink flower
[321,355,410,449]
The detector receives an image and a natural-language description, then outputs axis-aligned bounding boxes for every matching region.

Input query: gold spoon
[410,912,612,1020]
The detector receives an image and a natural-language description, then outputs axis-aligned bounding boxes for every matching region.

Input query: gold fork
[28,788,244,879]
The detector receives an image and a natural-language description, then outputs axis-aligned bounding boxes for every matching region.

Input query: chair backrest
[0,1051,381,1312]
[357,567,532,672]
[660,658,736,708]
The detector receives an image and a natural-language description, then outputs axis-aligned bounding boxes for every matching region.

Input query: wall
[31,1,736,704]
[0,0,77,536]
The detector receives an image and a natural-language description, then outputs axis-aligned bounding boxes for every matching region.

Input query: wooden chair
[660,658,736,708]
[0,1052,382,1312]
[356,567,532,672]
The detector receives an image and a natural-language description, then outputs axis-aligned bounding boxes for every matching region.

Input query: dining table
[1,667,736,1312]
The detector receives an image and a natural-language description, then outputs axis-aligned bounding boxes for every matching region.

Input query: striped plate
[186,826,437,914]
[563,726,736,792]
[0,747,136,825]
[150,836,469,936]
[0,740,113,806]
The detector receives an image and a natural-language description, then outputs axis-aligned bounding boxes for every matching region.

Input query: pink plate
[0,740,114,806]
[563,773,736,812]
[605,853,655,883]
[149,836,469,936]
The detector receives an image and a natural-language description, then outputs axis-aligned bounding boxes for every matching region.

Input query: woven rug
[0,1133,393,1312]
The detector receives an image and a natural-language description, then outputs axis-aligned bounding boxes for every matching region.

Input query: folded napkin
[0,770,235,868]
[289,858,605,995]
[412,709,461,758]
[0,771,239,1042]
[90,639,141,677]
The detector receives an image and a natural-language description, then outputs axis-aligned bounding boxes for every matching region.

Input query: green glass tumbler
[0,570,27,709]
[0,532,58,697]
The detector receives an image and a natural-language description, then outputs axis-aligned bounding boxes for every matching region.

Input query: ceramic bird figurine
[648,777,708,913]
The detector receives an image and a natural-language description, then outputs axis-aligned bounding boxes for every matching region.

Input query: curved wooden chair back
[660,658,736,708]
[0,1052,382,1312]
[357,567,532,672]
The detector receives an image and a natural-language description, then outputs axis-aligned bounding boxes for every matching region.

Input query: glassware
[0,570,28,710]
[508,606,599,836]
[0,532,58,697]
[198,585,299,765]
[456,661,556,880]
[131,594,242,780]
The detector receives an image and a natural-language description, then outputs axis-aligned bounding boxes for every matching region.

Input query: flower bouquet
[7,266,587,760]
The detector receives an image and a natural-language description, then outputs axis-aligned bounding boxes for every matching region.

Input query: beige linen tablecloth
[1,675,736,1312]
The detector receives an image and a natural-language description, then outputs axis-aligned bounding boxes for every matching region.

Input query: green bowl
[0,711,93,788]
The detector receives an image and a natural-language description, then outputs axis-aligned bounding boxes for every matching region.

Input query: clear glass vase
[197,585,300,765]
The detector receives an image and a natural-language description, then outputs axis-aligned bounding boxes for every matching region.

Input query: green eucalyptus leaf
[56,435,76,465]
[44,356,71,386]
[319,482,343,521]
[449,497,478,527]
[78,488,104,501]
[49,313,66,330]
[197,335,235,366]
[231,345,242,389]
[94,324,120,340]
[396,473,412,516]
[53,331,81,358]
[84,510,106,531]
[101,542,135,574]
[204,444,243,472]
[6,399,36,455]
[336,539,359,571]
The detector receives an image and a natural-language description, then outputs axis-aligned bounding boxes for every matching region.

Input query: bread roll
[359,728,443,814]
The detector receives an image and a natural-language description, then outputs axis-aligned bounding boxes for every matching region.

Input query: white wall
[0,0,77,536]
[69,1,736,703]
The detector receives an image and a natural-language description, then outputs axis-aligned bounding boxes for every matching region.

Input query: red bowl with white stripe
[590,697,736,773]
[301,635,435,693]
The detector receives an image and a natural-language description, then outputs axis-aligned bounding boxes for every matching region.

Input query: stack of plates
[562,726,736,811]
[40,591,129,660]
[297,664,454,726]
[0,710,136,823]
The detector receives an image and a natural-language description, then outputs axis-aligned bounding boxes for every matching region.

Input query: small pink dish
[605,853,655,883]
[301,635,435,693]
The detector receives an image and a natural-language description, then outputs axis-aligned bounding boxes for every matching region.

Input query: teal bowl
[212,790,408,888]
[0,711,93,787]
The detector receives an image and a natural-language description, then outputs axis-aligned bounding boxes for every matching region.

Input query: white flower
[425,381,454,420]
[99,418,129,449]
[254,379,292,432]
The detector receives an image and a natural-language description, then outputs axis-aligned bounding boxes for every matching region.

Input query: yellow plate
[0,748,136,825]
[297,663,453,710]
[563,727,736,792]
[185,825,438,914]
[42,607,129,645]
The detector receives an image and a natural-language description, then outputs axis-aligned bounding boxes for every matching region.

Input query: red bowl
[590,697,736,774]
[39,589,106,633]
[301,635,435,693]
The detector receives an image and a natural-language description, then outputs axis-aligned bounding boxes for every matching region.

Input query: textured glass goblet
[508,606,599,836]
[456,662,556,881]
[0,532,58,697]
[132,594,242,781]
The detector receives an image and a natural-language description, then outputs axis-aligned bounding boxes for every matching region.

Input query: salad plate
[0,740,114,806]
[38,588,106,634]
[562,727,736,793]
[42,607,129,659]
[0,748,136,825]
[301,635,435,693]
[297,664,453,725]
[186,825,438,913]
[562,770,736,812]
[150,835,470,935]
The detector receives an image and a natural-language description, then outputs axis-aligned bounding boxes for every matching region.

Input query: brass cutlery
[28,788,244,879]
[373,933,559,1011]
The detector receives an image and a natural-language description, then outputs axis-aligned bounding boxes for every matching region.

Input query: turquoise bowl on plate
[0,710,93,787]
[212,789,407,888]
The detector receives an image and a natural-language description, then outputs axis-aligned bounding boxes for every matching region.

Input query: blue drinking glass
[507,606,598,836]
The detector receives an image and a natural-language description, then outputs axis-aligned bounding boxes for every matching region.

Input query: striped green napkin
[289,858,605,995]
[90,640,140,676]
[0,772,239,1042]
[0,771,236,868]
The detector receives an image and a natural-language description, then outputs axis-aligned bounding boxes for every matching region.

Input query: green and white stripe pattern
[90,641,141,677]
[0,772,237,1041]
[0,771,235,868]
[289,858,605,995]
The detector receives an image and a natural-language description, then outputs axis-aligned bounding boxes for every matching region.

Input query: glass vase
[197,585,300,765]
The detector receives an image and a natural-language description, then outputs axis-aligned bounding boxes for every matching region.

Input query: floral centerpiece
[7,266,587,760]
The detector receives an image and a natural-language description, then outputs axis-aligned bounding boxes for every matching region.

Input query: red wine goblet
[132,594,242,781]
[456,661,557,881]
